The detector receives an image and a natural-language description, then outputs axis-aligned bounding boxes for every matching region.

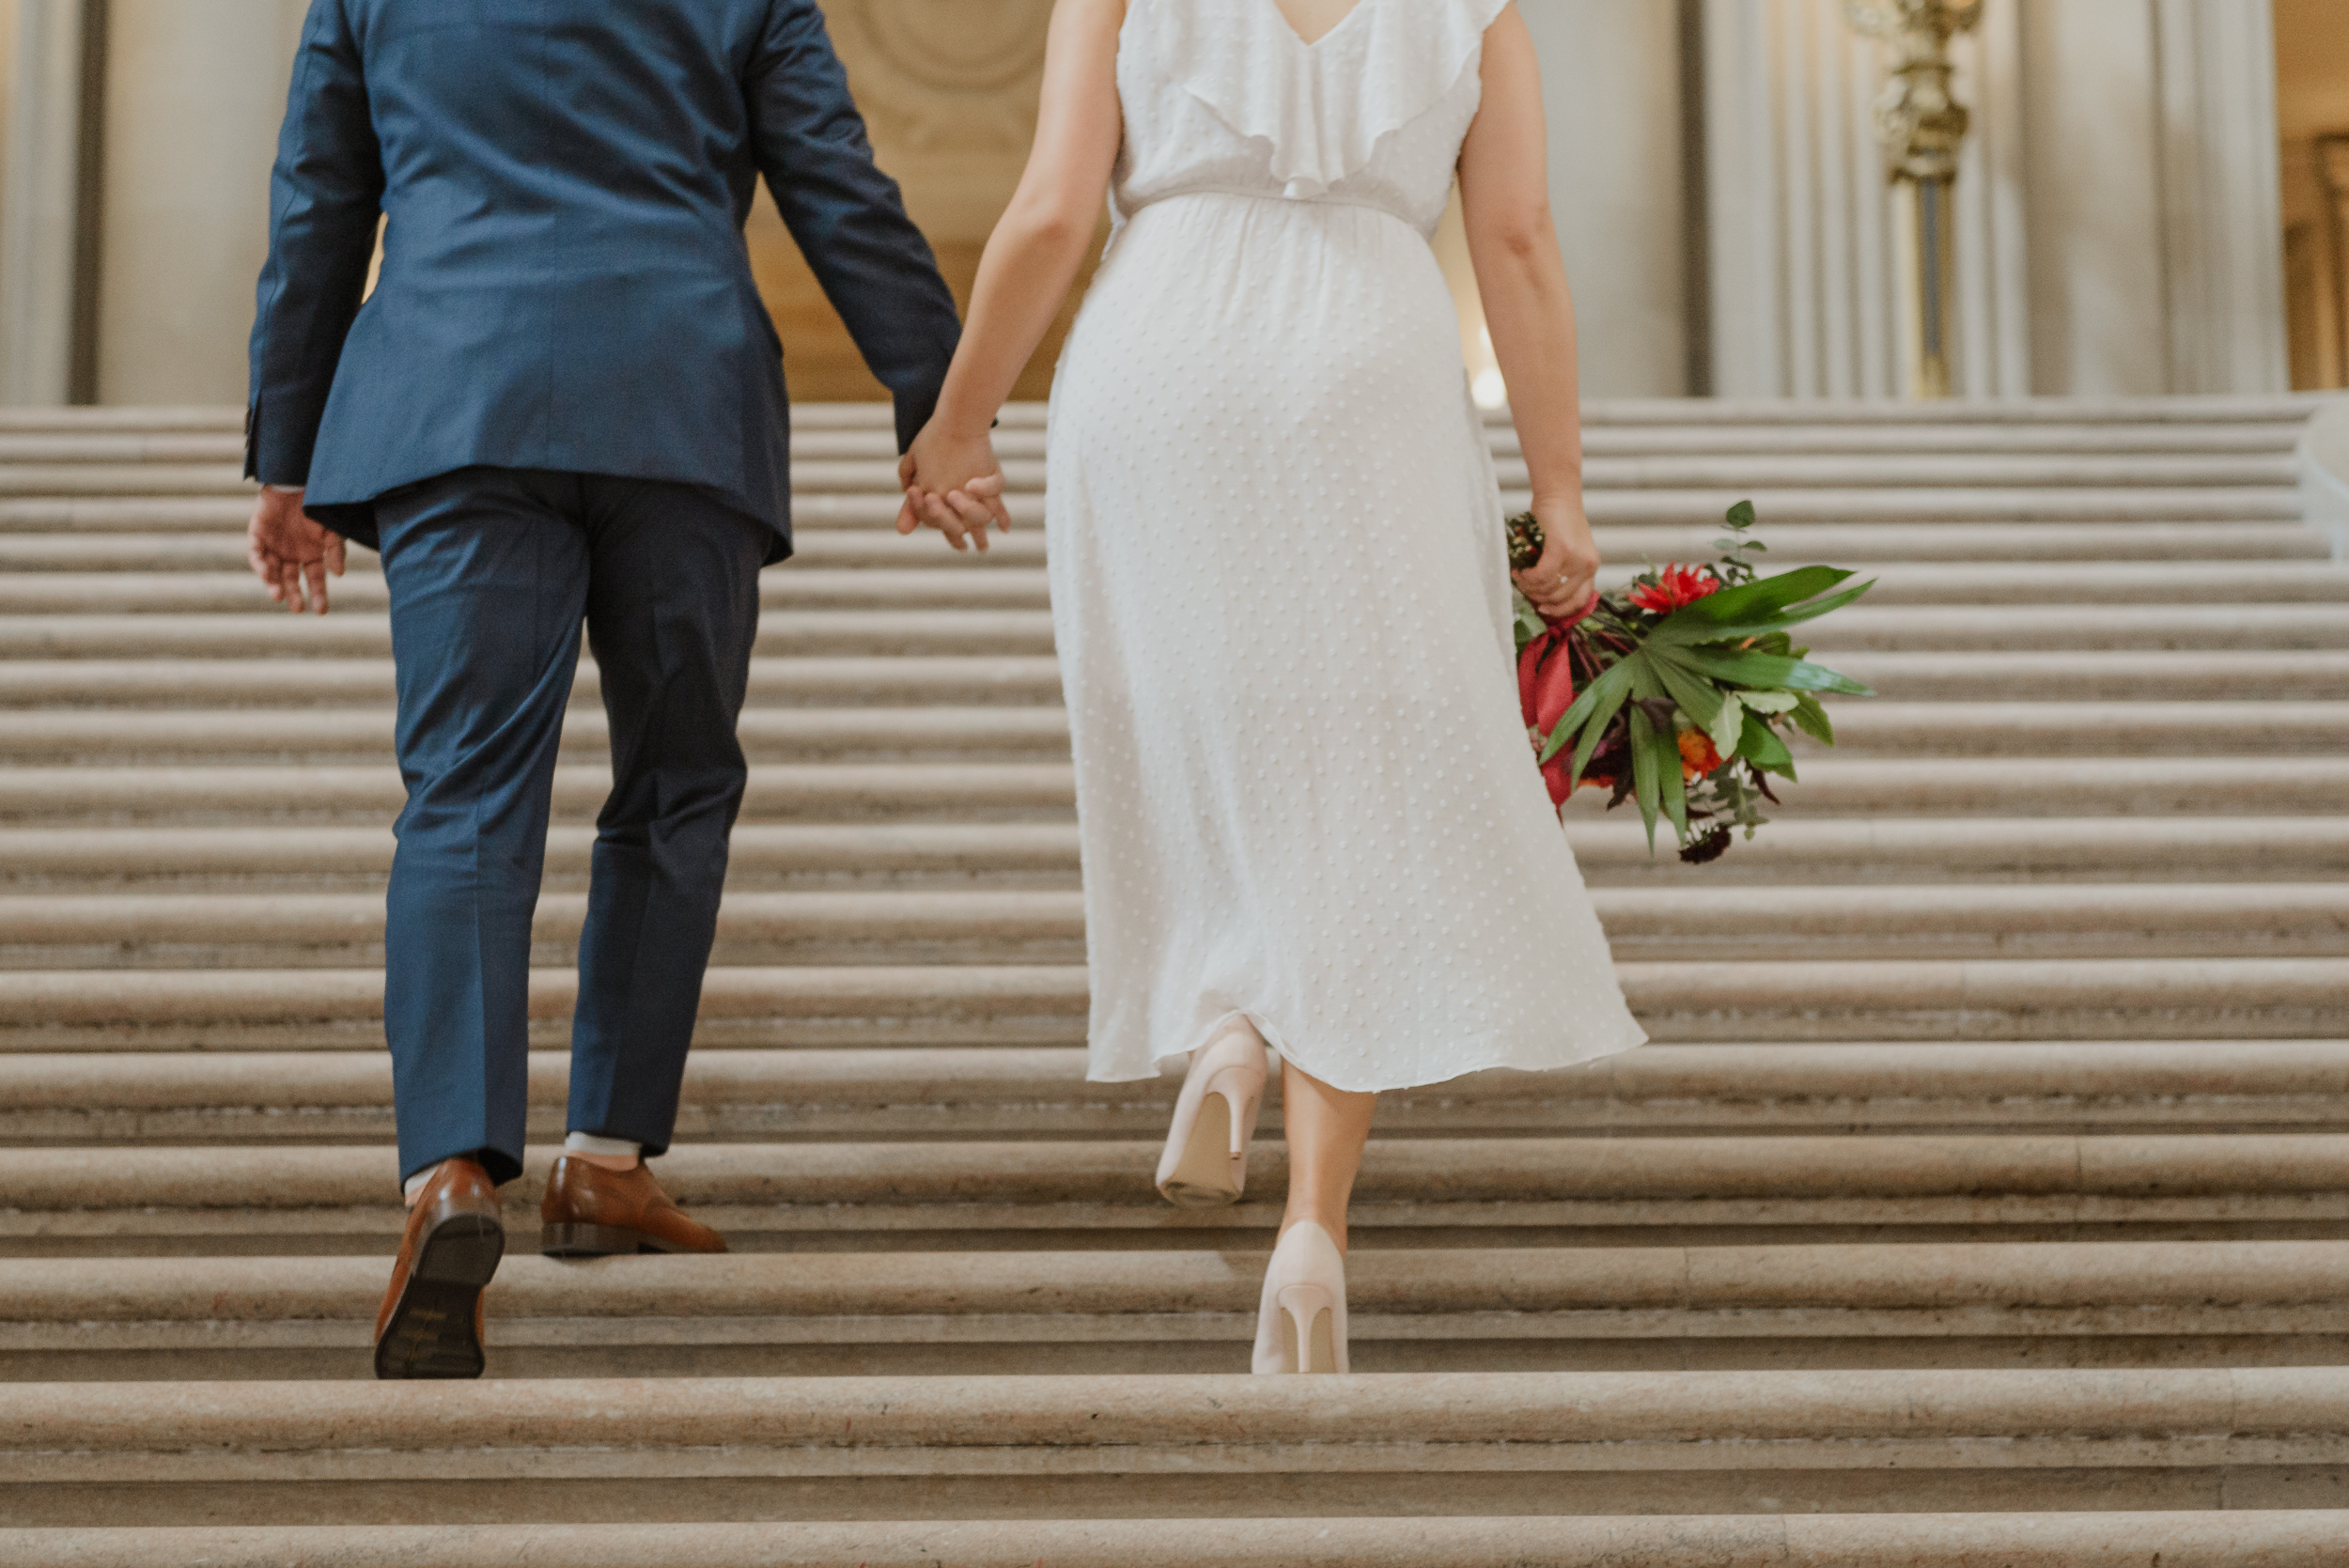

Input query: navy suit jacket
[246,0,962,559]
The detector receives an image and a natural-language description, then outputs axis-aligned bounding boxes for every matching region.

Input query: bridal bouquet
[1511,502,1875,863]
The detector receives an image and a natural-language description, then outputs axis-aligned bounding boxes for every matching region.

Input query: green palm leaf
[1677,645,1874,695]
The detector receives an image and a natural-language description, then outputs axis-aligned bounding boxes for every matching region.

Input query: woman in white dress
[897,0,1646,1373]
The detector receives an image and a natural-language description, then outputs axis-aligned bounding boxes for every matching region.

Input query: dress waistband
[1120,185,1418,227]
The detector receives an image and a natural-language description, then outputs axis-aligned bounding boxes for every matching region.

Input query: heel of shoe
[1274,1283,1338,1374]
[542,1221,646,1258]
[1251,1220,1349,1374]
[1155,1031,1268,1209]
[1209,1066,1263,1161]
[374,1209,505,1381]
[1157,1086,1241,1208]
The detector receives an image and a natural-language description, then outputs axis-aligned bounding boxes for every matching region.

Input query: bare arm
[896,0,1125,551]
[1457,6,1596,618]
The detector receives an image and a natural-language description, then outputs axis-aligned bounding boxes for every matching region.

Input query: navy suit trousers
[376,469,766,1185]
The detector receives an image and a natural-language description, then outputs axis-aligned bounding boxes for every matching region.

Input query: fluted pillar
[0,0,92,405]
[2149,0,2289,396]
[1700,0,2030,400]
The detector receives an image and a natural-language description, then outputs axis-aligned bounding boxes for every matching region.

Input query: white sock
[565,1131,642,1160]
[402,1170,432,1203]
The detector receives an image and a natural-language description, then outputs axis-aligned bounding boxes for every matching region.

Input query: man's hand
[1512,490,1601,620]
[247,486,346,614]
[896,422,1011,552]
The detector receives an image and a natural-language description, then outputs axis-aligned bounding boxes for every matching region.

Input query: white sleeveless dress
[1047,0,1646,1092]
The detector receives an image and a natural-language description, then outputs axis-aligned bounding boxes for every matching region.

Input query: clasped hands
[896,422,1011,552]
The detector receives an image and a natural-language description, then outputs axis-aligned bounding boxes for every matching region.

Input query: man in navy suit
[243,0,962,1378]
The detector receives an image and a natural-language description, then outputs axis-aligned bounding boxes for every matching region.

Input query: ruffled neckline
[1256,0,1379,51]
[1140,0,1508,200]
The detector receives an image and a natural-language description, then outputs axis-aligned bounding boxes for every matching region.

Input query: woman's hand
[1511,491,1599,620]
[896,424,1011,552]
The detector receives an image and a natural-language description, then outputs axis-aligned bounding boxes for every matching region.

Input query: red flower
[1518,633,1577,808]
[1518,592,1602,808]
[1630,564,1720,614]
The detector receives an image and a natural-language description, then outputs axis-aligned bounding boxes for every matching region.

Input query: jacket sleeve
[245,0,384,488]
[746,0,962,453]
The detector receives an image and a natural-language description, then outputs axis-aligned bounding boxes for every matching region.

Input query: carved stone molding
[818,0,1051,155]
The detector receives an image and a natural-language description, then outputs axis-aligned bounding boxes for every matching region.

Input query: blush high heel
[1252,1219,1348,1374]
[1154,1021,1269,1208]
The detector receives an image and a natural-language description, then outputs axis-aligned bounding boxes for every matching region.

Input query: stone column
[1521,0,1693,397]
[0,0,90,406]
[1700,0,2030,400]
[2150,0,2289,396]
[93,0,309,405]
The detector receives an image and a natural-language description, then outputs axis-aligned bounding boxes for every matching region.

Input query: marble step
[2,1042,2340,1145]
[0,489,2310,536]
[7,1240,2347,1381]
[4,522,2334,572]
[701,486,2323,527]
[8,1514,2347,1568]
[0,415,2311,463]
[5,650,2344,708]
[3,1368,2342,1521]
[0,702,2341,764]
[0,393,2315,433]
[4,603,2342,659]
[9,1130,2349,1253]
[0,957,2339,1052]
[3,757,2343,825]
[0,882,2339,969]
[0,411,2311,459]
[8,817,2344,894]
[15,560,2349,610]
[0,450,2307,498]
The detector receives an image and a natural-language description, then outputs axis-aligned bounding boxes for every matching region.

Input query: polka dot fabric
[1048,0,1647,1092]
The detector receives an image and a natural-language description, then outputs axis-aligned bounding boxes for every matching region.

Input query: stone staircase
[2,396,2347,1562]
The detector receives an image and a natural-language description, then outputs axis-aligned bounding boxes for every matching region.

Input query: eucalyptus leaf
[1739,709,1797,779]
[1706,691,1746,758]
[1790,691,1835,745]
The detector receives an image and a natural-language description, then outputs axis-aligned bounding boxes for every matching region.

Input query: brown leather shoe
[540,1154,727,1257]
[374,1157,505,1379]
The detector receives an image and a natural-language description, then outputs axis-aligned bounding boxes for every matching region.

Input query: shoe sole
[373,1210,504,1380]
[541,1221,692,1258]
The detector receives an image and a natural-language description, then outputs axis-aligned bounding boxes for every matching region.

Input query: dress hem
[1083,1007,1650,1095]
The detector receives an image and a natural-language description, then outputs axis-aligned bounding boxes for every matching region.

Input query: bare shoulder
[1054,0,1128,32]
[1040,0,1128,79]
